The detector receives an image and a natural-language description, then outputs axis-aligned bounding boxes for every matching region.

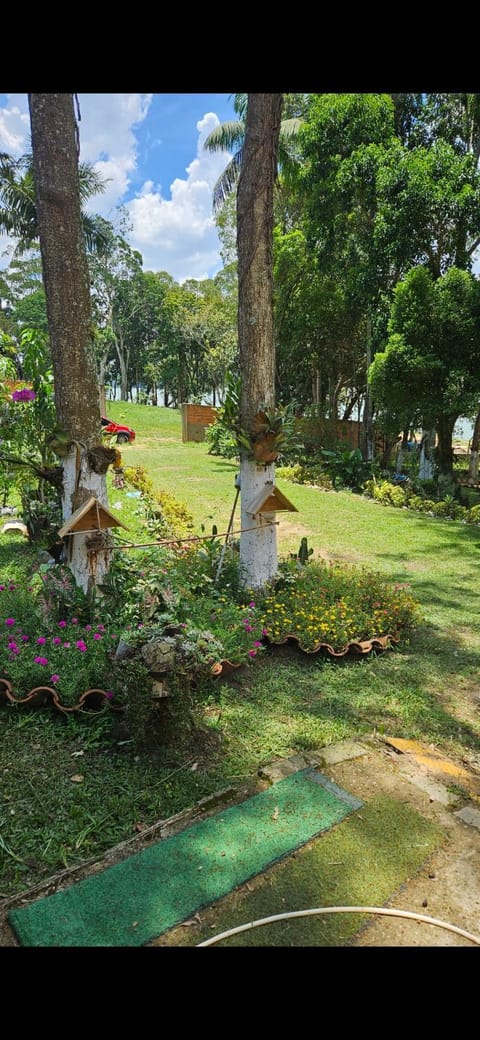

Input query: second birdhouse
[246,482,298,518]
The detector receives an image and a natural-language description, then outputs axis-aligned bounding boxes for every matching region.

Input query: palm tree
[0,151,110,255]
[203,93,306,212]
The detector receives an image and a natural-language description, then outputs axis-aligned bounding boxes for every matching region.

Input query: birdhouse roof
[58,496,128,537]
[246,484,298,517]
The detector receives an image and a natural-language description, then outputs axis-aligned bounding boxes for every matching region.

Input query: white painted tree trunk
[239,460,278,592]
[419,429,435,481]
[62,450,112,594]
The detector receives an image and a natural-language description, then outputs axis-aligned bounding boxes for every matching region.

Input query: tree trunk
[28,94,110,594]
[361,316,374,460]
[467,407,480,483]
[419,428,436,481]
[435,415,456,476]
[237,94,282,592]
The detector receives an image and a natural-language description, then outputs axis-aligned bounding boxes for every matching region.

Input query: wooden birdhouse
[58,496,128,538]
[246,482,298,518]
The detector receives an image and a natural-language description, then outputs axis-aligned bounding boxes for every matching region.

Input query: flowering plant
[258,560,420,651]
[0,614,118,707]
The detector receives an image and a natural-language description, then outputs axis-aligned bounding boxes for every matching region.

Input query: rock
[141,638,176,674]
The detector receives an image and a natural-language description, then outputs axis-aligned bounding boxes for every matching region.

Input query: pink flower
[11,388,36,402]
[105,691,113,700]
[5,618,15,627]
[262,628,269,636]
[75,640,87,652]
[36,637,47,645]
[53,637,62,645]
[93,633,102,640]
[9,647,20,656]
[50,674,60,684]
[85,625,92,631]
[8,641,17,650]
[248,649,257,658]
[254,641,262,647]
[249,601,256,608]
[71,618,79,625]
[58,620,67,628]
[63,642,71,649]
[0,585,4,591]
[8,584,15,591]
[22,634,29,642]
[34,656,48,666]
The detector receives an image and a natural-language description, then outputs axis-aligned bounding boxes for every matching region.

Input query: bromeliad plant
[207,374,301,464]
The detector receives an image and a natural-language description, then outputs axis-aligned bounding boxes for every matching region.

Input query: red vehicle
[101,416,136,444]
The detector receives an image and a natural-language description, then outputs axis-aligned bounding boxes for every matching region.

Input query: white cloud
[77,93,152,217]
[0,94,30,155]
[126,112,232,282]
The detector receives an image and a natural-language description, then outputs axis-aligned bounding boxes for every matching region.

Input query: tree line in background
[2,92,480,479]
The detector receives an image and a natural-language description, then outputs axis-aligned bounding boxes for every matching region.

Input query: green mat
[9,769,362,947]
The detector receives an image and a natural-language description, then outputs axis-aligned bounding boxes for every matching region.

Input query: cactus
[297,537,313,565]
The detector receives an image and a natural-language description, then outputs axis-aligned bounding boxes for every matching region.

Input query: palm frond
[203,121,245,154]
[212,150,243,214]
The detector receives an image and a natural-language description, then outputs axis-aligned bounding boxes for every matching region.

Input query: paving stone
[454,806,480,831]
[397,765,455,806]
[309,741,370,766]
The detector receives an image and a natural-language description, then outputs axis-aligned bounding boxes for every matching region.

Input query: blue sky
[0,92,237,282]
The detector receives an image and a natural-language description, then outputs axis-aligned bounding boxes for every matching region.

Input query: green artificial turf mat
[9,768,362,947]
[171,795,445,947]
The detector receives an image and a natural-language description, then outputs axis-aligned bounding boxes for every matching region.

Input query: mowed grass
[0,401,479,901]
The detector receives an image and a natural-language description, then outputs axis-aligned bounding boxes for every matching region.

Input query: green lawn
[1,401,479,902]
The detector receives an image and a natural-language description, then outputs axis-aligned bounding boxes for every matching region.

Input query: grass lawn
[1,401,479,901]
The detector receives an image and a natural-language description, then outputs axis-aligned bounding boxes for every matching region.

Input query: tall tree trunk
[467,406,480,483]
[361,315,374,460]
[419,428,436,480]
[435,415,456,476]
[28,94,110,594]
[237,94,282,592]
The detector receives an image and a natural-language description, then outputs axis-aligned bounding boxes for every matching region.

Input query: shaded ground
[1,735,479,948]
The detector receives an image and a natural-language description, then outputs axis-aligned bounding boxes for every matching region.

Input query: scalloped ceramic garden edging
[263,632,400,657]
[0,678,124,715]
[210,660,243,678]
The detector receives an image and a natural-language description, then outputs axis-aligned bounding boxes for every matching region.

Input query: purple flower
[5,618,15,627]
[71,618,79,625]
[0,585,4,591]
[8,641,17,650]
[63,642,71,648]
[262,628,269,636]
[22,634,29,642]
[75,640,87,652]
[85,625,92,631]
[249,601,256,608]
[36,636,47,645]
[248,649,257,658]
[93,633,102,641]
[58,620,67,628]
[9,647,20,656]
[8,584,15,591]
[96,625,105,633]
[105,691,113,700]
[11,388,36,402]
[254,641,262,647]
[53,637,62,645]
[34,656,48,666]
[50,674,60,684]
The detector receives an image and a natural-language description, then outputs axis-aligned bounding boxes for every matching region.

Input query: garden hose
[196,905,480,947]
